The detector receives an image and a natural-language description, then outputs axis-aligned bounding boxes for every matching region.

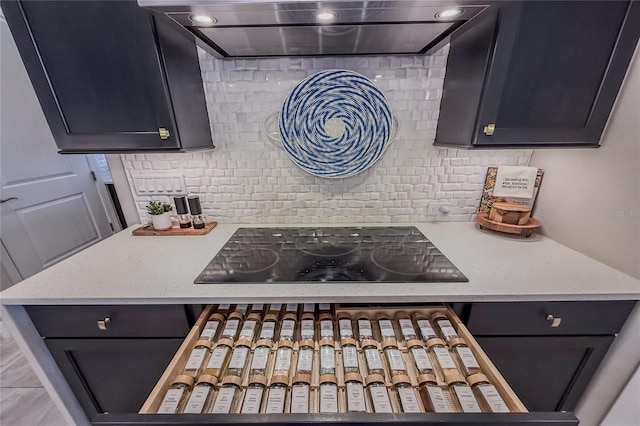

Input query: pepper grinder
[173,196,192,229]
[188,195,205,229]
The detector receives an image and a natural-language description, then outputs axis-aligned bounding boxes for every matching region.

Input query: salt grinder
[188,195,205,229]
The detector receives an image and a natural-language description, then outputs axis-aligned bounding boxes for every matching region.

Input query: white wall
[601,363,640,426]
[531,48,640,425]
[122,47,532,224]
[531,49,640,280]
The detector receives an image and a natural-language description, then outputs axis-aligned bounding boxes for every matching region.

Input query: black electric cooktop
[194,226,467,284]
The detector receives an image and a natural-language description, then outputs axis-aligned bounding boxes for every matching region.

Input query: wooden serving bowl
[489,202,532,225]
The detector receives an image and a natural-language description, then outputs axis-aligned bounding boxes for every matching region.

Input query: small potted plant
[145,200,173,231]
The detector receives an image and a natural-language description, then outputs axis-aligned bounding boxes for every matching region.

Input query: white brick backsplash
[123,47,532,224]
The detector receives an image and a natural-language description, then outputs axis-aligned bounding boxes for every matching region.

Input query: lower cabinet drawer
[88,304,579,425]
[26,305,194,338]
[463,301,636,336]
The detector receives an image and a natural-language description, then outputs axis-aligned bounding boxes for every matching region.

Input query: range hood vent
[139,1,489,58]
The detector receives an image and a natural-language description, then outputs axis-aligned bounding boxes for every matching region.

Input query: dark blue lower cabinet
[475,336,614,412]
[38,302,591,425]
[46,338,184,419]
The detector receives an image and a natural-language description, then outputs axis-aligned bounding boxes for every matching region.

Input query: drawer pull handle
[483,123,495,135]
[546,314,561,327]
[97,317,111,330]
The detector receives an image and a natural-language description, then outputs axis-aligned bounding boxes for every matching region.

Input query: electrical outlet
[129,172,186,195]
[426,203,450,216]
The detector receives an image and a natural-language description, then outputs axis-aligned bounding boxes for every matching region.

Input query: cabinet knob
[97,317,111,330]
[158,127,170,140]
[546,314,561,328]
[483,123,495,135]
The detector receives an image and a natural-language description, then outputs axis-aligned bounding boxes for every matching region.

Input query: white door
[0,17,113,282]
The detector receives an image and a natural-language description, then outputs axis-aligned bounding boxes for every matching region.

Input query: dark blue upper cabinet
[435,1,640,148]
[2,1,213,153]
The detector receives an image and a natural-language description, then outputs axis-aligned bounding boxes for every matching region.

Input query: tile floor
[1,316,67,425]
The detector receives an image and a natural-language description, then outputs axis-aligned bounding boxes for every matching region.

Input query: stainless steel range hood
[139,1,489,58]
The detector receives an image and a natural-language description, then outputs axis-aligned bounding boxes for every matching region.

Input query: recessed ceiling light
[189,14,216,25]
[315,10,338,23]
[435,8,463,20]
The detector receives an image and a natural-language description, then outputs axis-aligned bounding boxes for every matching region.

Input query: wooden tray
[132,221,217,236]
[476,213,541,238]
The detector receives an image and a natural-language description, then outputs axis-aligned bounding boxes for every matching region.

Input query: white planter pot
[151,212,172,231]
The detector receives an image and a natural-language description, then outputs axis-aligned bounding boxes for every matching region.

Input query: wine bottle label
[185,347,208,371]
[320,320,334,338]
[183,386,210,414]
[320,384,338,413]
[200,321,220,340]
[339,319,353,338]
[211,387,236,413]
[222,319,240,338]
[319,303,331,311]
[158,388,184,413]
[290,385,310,413]
[206,347,228,370]
[411,347,433,371]
[301,319,315,340]
[228,346,249,370]
[426,386,450,412]
[433,347,457,369]
[251,304,264,311]
[286,303,298,313]
[365,348,383,370]
[456,347,480,369]
[416,319,437,340]
[241,387,264,414]
[265,387,286,413]
[437,319,458,339]
[274,348,292,372]
[385,348,405,371]
[454,385,482,413]
[297,348,313,372]
[346,382,366,412]
[259,321,276,339]
[397,387,421,413]
[240,320,257,339]
[378,319,396,338]
[370,386,393,413]
[217,303,231,310]
[342,345,359,369]
[279,319,295,340]
[399,319,416,339]
[479,385,510,412]
[320,345,336,371]
[358,319,373,339]
[250,346,270,371]
[235,304,248,314]
[303,303,315,313]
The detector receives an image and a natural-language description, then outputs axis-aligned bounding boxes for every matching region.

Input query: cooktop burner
[194,226,468,284]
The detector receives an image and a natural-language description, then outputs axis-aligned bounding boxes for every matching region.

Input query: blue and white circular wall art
[279,70,393,178]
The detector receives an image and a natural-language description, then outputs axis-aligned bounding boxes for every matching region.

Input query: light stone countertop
[1,222,638,305]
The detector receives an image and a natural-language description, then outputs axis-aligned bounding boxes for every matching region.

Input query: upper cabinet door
[475,1,640,146]
[435,1,640,148]
[2,1,179,152]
